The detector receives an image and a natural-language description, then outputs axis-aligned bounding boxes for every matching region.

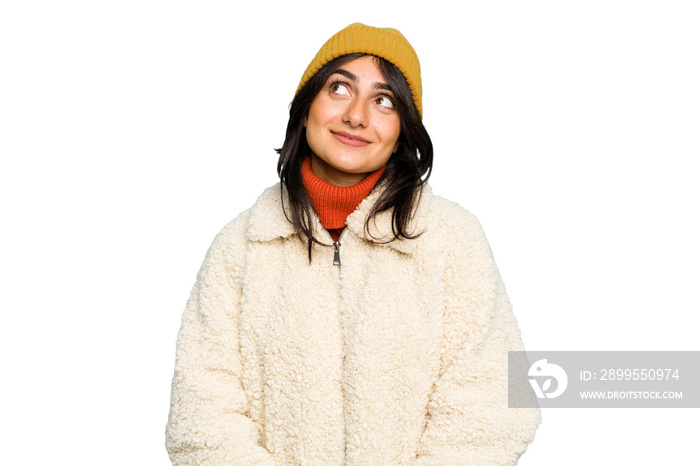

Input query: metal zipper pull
[333,241,341,266]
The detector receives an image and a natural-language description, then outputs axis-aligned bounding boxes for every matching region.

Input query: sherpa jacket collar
[246,182,433,255]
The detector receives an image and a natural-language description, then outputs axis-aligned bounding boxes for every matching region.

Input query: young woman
[166,23,540,465]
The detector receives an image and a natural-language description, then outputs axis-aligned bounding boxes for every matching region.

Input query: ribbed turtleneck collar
[301,156,386,240]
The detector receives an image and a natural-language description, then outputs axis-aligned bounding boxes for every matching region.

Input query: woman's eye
[375,96,394,109]
[330,82,350,96]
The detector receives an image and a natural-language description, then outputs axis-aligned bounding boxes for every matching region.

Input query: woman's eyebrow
[333,69,357,82]
[373,82,393,92]
[332,69,393,93]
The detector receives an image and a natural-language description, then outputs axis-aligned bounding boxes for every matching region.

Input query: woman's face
[304,55,401,187]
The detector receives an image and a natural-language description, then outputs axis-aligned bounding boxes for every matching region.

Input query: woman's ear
[303,115,308,127]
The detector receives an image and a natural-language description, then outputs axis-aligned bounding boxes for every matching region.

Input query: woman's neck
[309,154,369,187]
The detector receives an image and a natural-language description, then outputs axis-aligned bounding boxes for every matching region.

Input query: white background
[1,1,698,464]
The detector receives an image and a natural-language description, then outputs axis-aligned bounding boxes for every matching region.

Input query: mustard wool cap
[296,23,423,117]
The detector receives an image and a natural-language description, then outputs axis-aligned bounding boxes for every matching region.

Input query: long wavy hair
[276,54,433,260]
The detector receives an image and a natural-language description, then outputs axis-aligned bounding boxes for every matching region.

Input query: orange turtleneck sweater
[301,156,386,241]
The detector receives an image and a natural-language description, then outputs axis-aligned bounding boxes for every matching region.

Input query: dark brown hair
[276,54,433,260]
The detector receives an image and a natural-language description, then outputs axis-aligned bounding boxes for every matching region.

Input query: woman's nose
[343,97,369,128]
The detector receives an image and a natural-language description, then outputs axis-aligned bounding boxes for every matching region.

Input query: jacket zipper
[333,241,341,266]
[324,228,347,458]
[328,228,348,267]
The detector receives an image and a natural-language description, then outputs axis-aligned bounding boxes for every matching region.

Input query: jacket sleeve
[413,211,541,465]
[165,220,277,465]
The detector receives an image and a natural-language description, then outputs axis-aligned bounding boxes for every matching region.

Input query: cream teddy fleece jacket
[166,183,541,465]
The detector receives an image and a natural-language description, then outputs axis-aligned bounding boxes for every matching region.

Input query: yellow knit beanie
[296,23,423,117]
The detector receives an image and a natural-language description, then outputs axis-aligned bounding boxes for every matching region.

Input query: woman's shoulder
[421,188,499,273]
[213,183,291,247]
[423,186,487,241]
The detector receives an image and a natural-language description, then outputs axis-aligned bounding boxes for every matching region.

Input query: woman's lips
[332,131,370,147]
